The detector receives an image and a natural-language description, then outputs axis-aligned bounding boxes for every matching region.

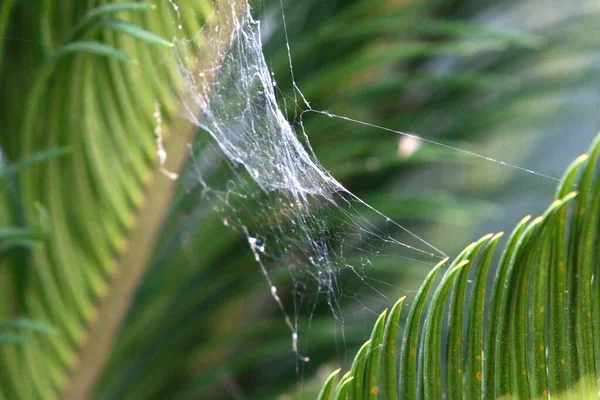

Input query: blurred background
[1,0,599,399]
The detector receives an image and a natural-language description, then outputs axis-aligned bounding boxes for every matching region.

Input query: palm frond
[318,132,600,399]
[0,1,216,399]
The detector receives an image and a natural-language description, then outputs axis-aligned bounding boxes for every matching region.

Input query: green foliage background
[0,0,599,399]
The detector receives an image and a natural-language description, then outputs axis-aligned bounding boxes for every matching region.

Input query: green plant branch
[318,133,600,399]
[59,118,195,400]
[59,2,247,398]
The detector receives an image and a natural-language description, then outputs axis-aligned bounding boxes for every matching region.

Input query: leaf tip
[565,190,578,200]
[531,215,544,225]
[481,232,494,241]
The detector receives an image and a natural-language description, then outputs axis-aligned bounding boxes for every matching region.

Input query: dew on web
[167,0,183,30]
[154,102,179,180]
[167,0,561,362]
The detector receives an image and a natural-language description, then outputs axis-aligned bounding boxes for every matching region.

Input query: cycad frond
[0,1,215,399]
[319,133,600,399]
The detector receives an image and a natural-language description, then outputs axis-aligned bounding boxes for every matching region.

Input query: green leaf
[71,2,157,38]
[548,153,588,395]
[483,214,532,398]
[446,234,492,399]
[332,375,354,400]
[0,147,71,176]
[94,19,174,48]
[83,2,156,20]
[0,334,29,344]
[518,193,577,398]
[380,297,405,400]
[0,228,34,241]
[0,318,56,336]
[570,134,600,394]
[51,41,135,63]
[0,318,56,347]
[464,232,503,399]
[350,339,371,399]
[399,257,448,400]
[317,368,341,400]
[423,260,468,399]
[364,309,388,399]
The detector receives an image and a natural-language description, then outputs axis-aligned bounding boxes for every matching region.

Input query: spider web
[168,0,559,362]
